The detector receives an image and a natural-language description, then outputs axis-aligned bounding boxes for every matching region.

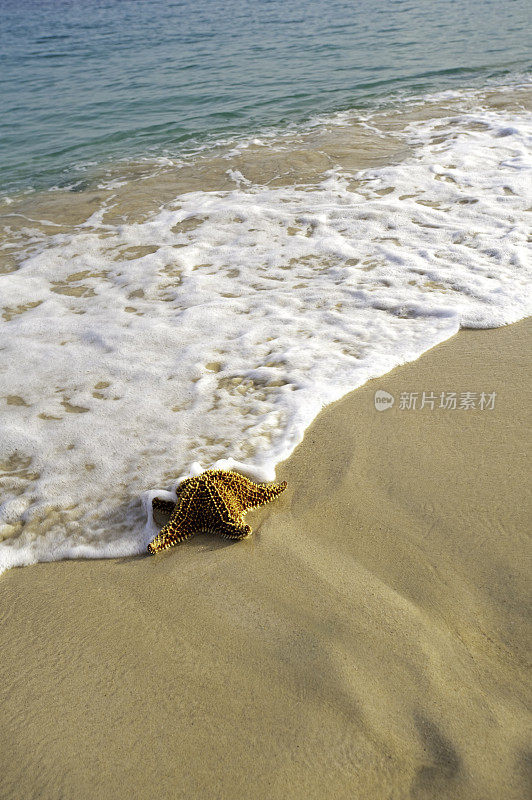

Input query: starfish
[147,469,287,554]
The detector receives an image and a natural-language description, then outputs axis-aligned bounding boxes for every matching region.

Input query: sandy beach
[0,319,530,800]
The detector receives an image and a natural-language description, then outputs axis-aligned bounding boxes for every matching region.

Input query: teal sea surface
[1,0,531,192]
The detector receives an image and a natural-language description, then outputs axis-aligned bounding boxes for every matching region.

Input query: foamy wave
[1,85,531,572]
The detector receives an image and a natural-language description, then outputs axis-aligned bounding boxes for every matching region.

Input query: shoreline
[2,76,531,199]
[0,318,530,800]
[2,81,530,572]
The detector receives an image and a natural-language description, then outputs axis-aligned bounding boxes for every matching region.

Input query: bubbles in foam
[0,84,531,572]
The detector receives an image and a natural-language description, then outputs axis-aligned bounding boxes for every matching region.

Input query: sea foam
[1,86,531,571]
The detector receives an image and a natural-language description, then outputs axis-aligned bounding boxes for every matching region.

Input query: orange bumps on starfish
[147,469,287,554]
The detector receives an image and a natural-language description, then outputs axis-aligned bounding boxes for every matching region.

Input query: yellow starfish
[147,469,287,554]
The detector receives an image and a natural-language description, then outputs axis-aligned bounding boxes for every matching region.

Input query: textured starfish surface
[147,469,287,554]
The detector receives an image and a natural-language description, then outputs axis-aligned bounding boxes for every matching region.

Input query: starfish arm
[148,484,200,553]
[216,521,253,540]
[152,497,176,515]
[151,478,193,521]
[240,479,287,509]
[213,472,287,515]
[147,519,196,553]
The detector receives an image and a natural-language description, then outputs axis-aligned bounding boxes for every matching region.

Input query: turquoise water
[1,0,530,192]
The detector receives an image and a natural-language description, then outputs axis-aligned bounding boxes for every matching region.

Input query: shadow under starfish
[147,469,287,554]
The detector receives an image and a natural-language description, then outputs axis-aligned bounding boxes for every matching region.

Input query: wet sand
[0,319,530,800]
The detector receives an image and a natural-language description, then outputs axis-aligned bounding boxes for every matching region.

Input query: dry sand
[0,320,530,800]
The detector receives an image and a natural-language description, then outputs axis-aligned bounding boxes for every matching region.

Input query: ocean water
[1,0,531,192]
[0,1,531,571]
